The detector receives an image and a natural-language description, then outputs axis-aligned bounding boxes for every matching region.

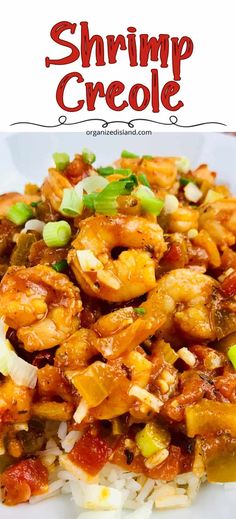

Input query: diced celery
[135,422,170,458]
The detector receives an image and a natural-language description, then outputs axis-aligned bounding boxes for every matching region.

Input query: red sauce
[221,272,236,297]
[1,459,48,506]
[69,432,113,476]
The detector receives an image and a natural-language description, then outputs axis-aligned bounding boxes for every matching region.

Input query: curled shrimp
[68,214,166,302]
[199,198,236,249]
[115,156,178,189]
[91,269,218,359]
[0,193,40,218]
[0,265,82,351]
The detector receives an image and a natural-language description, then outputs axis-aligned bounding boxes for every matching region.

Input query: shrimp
[199,198,236,249]
[0,193,40,218]
[68,214,166,302]
[115,156,178,189]
[0,265,81,351]
[91,269,218,359]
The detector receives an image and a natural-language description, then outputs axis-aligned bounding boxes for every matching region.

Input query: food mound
[0,149,236,514]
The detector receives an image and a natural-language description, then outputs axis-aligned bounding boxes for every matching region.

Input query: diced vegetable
[94,178,136,215]
[83,193,97,210]
[164,194,179,214]
[98,166,132,177]
[227,344,236,369]
[138,173,150,187]
[135,186,164,215]
[0,458,48,505]
[7,202,33,226]
[121,150,138,159]
[184,183,202,203]
[60,188,83,216]
[179,176,196,186]
[124,350,152,387]
[154,340,179,365]
[82,148,96,165]
[186,399,236,437]
[8,351,38,389]
[53,152,70,171]
[32,401,74,421]
[43,221,72,247]
[22,219,45,234]
[76,175,109,194]
[201,436,236,483]
[175,156,190,174]
[71,361,115,407]
[10,232,37,266]
[68,431,112,476]
[73,399,89,424]
[52,259,68,272]
[136,422,170,458]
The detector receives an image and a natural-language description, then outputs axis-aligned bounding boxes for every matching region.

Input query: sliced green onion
[227,344,236,369]
[7,202,33,226]
[142,155,153,160]
[133,307,146,316]
[94,178,135,215]
[43,221,72,247]
[138,173,150,188]
[98,166,133,177]
[52,259,68,272]
[77,175,109,194]
[60,188,83,216]
[179,176,196,186]
[30,200,42,208]
[82,148,96,165]
[135,186,164,215]
[121,150,139,159]
[136,422,170,458]
[83,193,98,211]
[53,152,70,171]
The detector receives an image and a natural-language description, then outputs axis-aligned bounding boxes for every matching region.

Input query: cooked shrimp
[116,156,178,189]
[0,265,81,351]
[68,214,166,302]
[41,168,72,213]
[0,193,40,218]
[55,328,97,370]
[199,198,236,248]
[91,269,217,359]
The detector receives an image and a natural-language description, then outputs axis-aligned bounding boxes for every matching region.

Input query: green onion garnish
[60,188,83,216]
[94,178,136,215]
[53,152,70,171]
[138,173,150,188]
[133,307,146,316]
[83,193,98,211]
[82,148,96,165]
[135,186,164,215]
[121,150,138,159]
[142,155,153,160]
[7,202,33,226]
[31,200,42,208]
[52,259,68,272]
[98,167,132,177]
[78,175,108,194]
[227,344,236,369]
[43,221,71,248]
[179,177,196,186]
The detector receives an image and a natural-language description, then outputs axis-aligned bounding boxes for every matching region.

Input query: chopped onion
[77,250,104,272]
[187,229,198,239]
[184,182,202,203]
[164,194,179,214]
[76,176,109,194]
[175,156,190,174]
[128,385,163,412]
[22,219,45,234]
[73,399,89,424]
[8,351,38,388]
[70,480,123,510]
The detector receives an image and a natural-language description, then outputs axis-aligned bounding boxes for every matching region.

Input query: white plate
[0,131,236,519]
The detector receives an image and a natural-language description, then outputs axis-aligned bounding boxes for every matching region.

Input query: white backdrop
[0,0,235,131]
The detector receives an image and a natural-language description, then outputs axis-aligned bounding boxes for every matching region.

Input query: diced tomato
[1,458,48,506]
[162,373,205,422]
[162,242,186,268]
[221,271,236,297]
[68,432,113,476]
